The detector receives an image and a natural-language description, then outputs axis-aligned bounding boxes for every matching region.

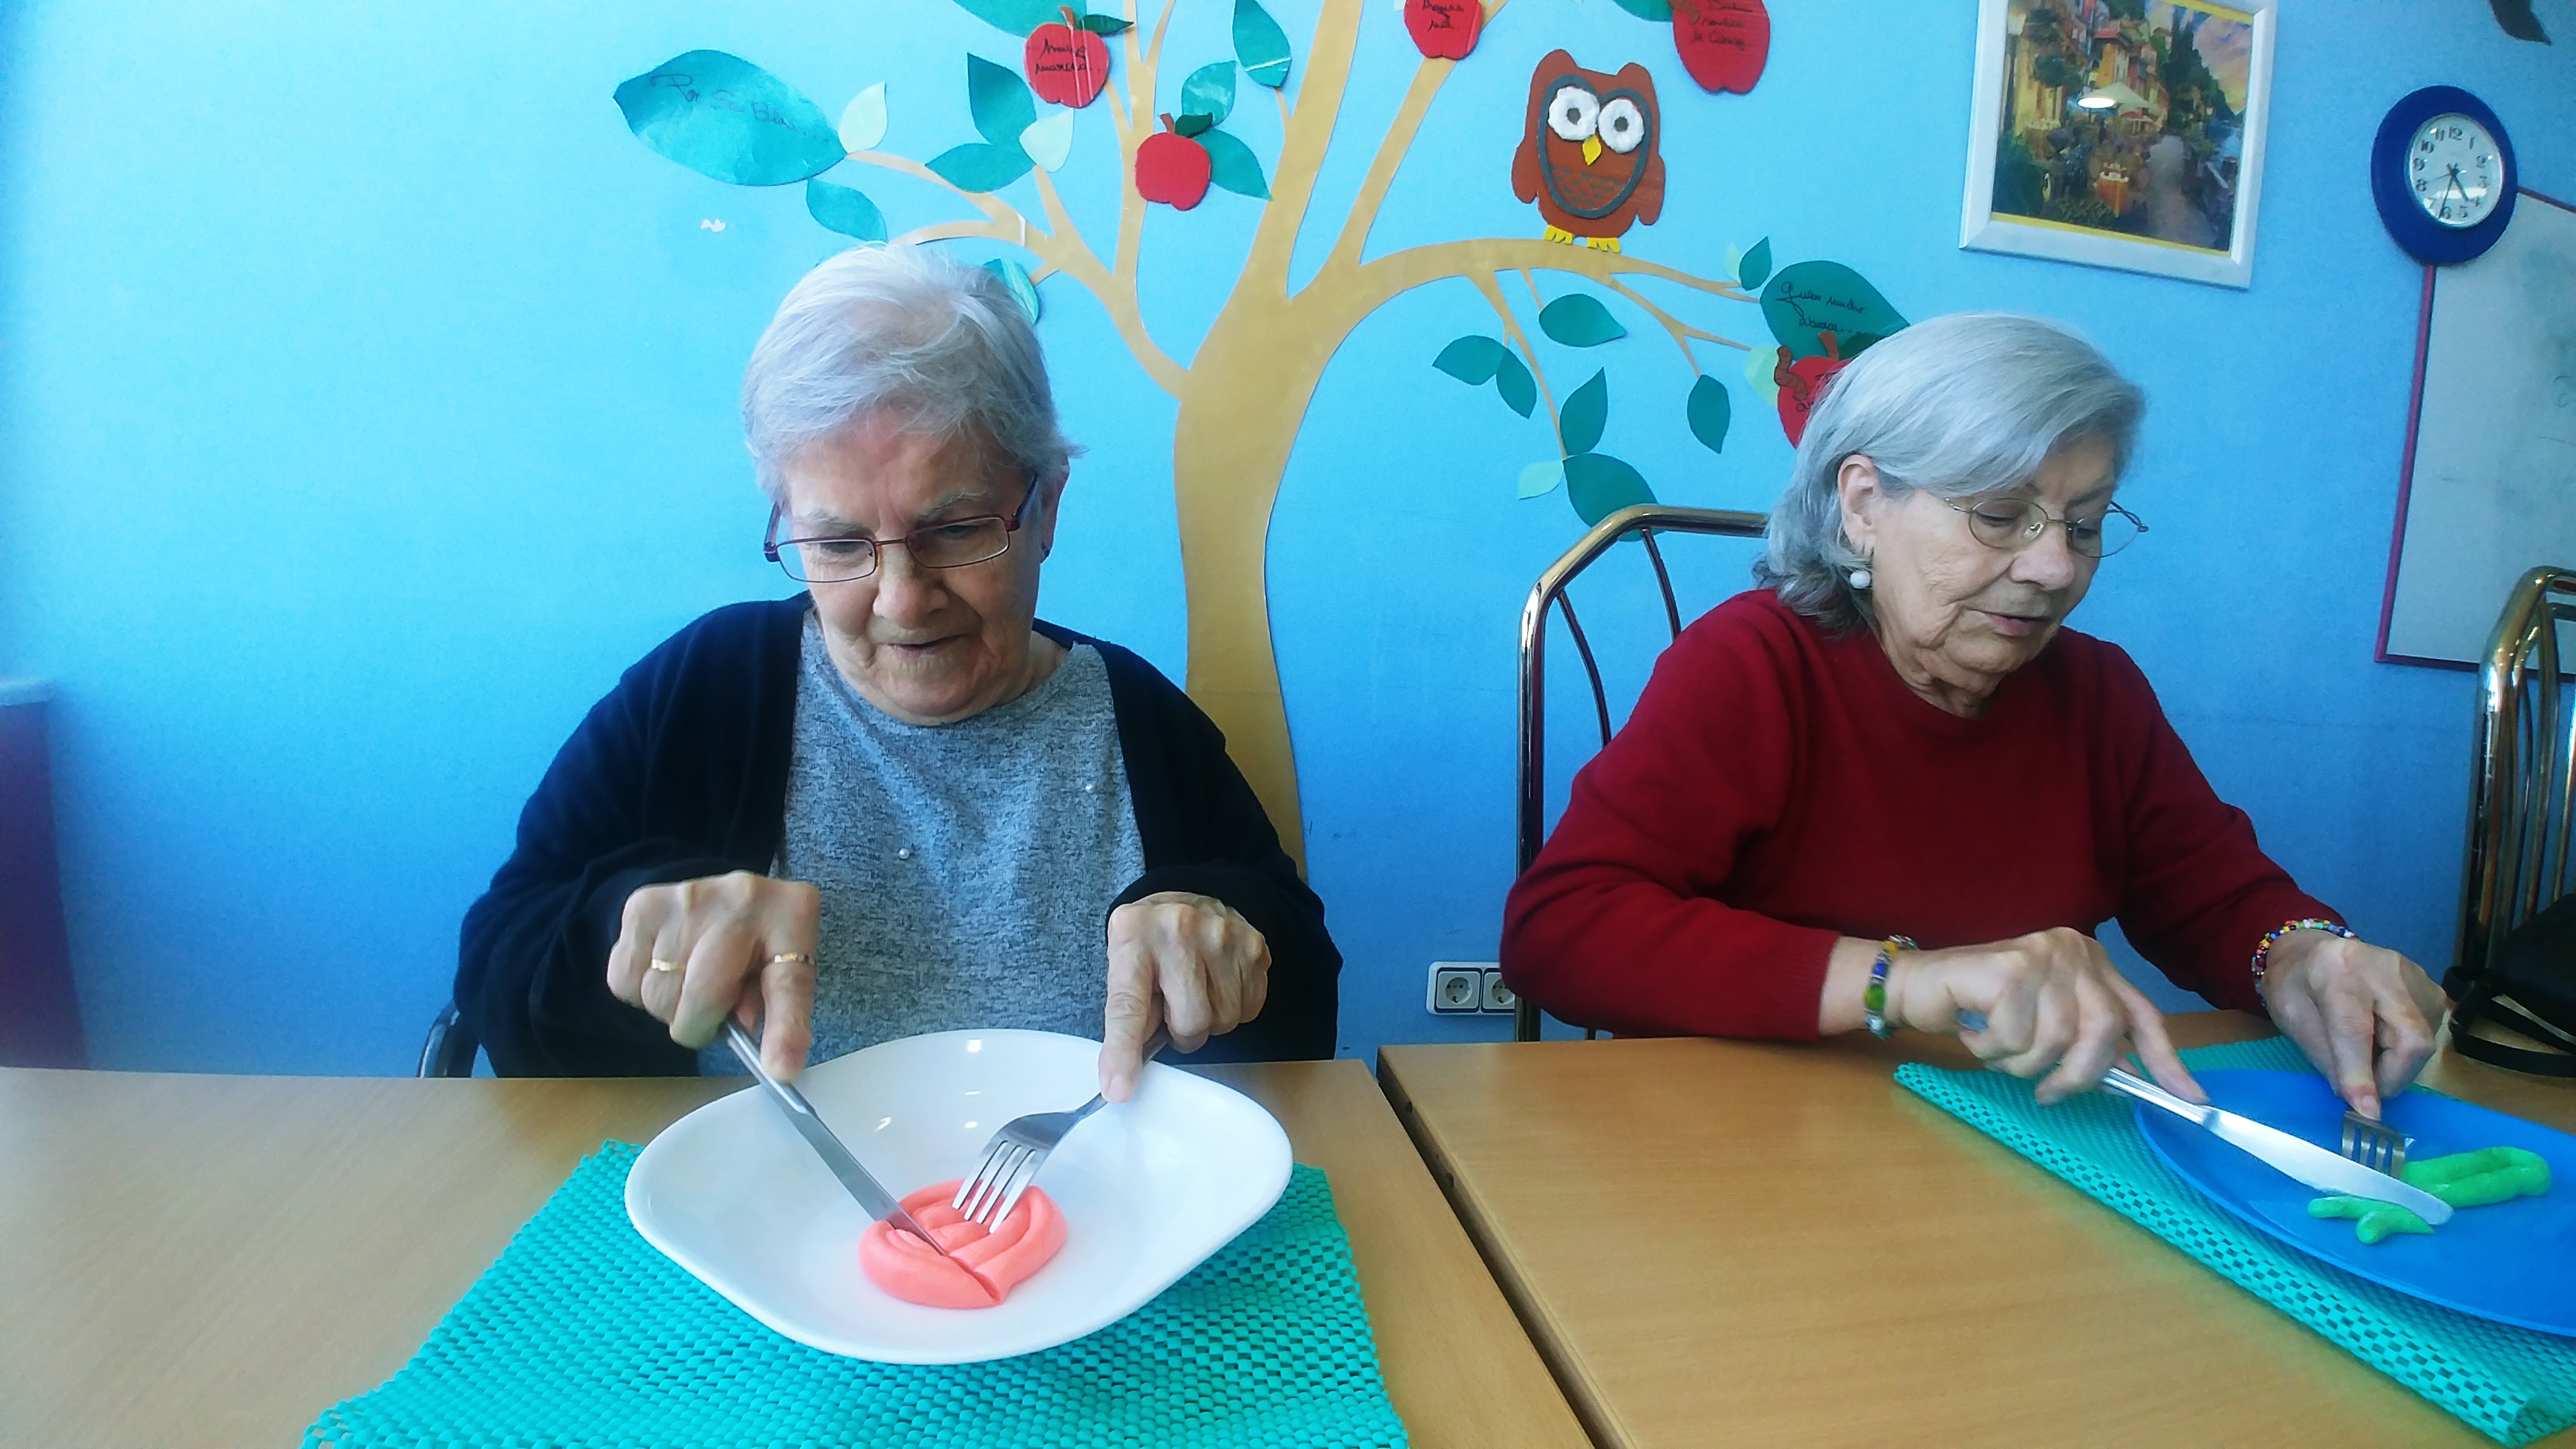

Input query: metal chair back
[2455,565,2576,994]
[1515,504,1768,1040]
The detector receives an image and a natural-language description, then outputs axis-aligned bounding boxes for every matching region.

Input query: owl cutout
[1512,51,1665,251]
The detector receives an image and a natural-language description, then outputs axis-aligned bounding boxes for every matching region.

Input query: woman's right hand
[1883,927,2203,1106]
[604,871,819,1079]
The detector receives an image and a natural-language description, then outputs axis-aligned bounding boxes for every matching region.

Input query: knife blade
[723,1019,952,1254]
[2100,1064,2454,1225]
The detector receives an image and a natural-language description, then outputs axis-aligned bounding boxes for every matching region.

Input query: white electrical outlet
[1427,962,1488,1014]
[1481,969,1516,1013]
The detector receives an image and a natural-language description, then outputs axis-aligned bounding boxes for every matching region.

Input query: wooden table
[1,1060,1588,1449]
[1380,1014,2576,1449]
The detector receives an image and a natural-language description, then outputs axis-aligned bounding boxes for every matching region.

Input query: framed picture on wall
[1959,0,2276,289]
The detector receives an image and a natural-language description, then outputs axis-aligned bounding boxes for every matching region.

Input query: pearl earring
[1848,565,1873,590]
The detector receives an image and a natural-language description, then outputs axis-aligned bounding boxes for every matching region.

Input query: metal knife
[2099,1064,2455,1225]
[723,1019,953,1255]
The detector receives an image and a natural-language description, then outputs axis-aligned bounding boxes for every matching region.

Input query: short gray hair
[740,243,1076,499]
[1754,313,2144,630]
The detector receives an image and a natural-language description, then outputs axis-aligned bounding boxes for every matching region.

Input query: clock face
[2408,112,2504,228]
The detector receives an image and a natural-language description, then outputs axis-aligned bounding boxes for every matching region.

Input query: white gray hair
[1754,313,2144,630]
[740,243,1076,499]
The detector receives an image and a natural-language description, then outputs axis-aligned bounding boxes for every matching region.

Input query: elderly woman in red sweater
[1501,313,2446,1115]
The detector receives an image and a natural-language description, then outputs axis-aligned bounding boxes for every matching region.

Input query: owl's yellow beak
[1582,135,1603,166]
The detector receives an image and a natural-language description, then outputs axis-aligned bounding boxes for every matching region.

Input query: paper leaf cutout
[1564,452,1657,526]
[806,178,888,241]
[1737,237,1773,290]
[1762,261,1906,360]
[928,141,1035,192]
[1686,375,1731,453]
[1494,350,1538,417]
[614,51,846,186]
[1611,0,1675,19]
[839,84,889,153]
[947,0,1061,37]
[1743,341,1780,403]
[1234,0,1294,88]
[1560,370,1609,456]
[1021,111,1076,171]
[1174,111,1216,138]
[1199,129,1269,199]
[1079,13,1134,32]
[1434,335,1508,385]
[1540,295,1627,347]
[1517,461,1565,498]
[1722,244,1744,284]
[983,258,1043,322]
[967,54,1038,146]
[1183,62,1238,126]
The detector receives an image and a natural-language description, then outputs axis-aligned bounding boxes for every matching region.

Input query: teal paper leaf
[1174,112,1216,138]
[1234,0,1294,88]
[927,141,1035,192]
[806,178,887,241]
[1518,461,1565,498]
[614,51,846,186]
[1564,452,1657,525]
[1686,375,1731,453]
[947,0,1061,37]
[1494,350,1538,417]
[967,54,1038,146]
[1762,261,1908,360]
[1610,0,1675,19]
[1539,294,1627,347]
[1183,62,1238,125]
[1433,335,1508,385]
[838,84,888,153]
[983,258,1043,322]
[1199,129,1269,198]
[1559,369,1609,455]
[1079,14,1134,33]
[1738,237,1773,290]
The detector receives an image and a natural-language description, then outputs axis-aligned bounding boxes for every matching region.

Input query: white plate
[625,1028,1292,1364]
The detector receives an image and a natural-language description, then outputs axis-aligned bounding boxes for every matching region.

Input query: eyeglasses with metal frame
[764,472,1042,584]
[1945,495,2147,559]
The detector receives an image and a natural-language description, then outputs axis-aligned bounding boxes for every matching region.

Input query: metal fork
[952,1027,1167,1229]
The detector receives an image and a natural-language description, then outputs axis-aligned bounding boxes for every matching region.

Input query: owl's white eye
[1546,85,1599,142]
[1598,97,1645,154]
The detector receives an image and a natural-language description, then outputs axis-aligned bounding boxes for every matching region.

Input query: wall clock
[2372,85,2518,264]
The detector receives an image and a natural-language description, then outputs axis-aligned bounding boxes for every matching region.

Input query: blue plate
[2134,1070,2576,1337]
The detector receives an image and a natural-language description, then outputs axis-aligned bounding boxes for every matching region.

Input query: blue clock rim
[2372,85,2518,265]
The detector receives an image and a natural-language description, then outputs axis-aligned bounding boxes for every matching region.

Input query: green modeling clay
[2307,1146,2552,1245]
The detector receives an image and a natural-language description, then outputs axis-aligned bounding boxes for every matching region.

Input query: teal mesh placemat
[1898,1037,2576,1445]
[305,1147,1406,1449]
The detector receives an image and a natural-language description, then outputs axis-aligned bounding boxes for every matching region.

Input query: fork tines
[954,1138,1039,1227]
[2340,1110,2411,1177]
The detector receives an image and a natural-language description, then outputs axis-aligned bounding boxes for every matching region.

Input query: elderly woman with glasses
[1502,313,2445,1118]
[456,244,1339,1097]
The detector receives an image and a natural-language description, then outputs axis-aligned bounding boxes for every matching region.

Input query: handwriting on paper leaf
[614,51,846,186]
[1760,261,1906,360]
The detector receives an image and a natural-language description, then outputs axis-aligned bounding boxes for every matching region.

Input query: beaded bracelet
[2250,918,2356,1007]
[1863,935,1918,1039]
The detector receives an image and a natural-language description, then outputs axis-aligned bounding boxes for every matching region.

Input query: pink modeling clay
[858,1180,1066,1308]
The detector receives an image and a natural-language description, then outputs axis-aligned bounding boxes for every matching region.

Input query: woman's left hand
[2260,930,2450,1119]
[1098,892,1271,1104]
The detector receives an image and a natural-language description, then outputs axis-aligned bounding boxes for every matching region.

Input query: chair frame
[1515,504,1768,1041]
[2454,566,2576,996]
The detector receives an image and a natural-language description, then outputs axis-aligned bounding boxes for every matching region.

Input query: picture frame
[1960,0,2276,289]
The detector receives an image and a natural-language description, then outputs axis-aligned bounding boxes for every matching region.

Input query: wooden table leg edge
[1376,1052,1629,1449]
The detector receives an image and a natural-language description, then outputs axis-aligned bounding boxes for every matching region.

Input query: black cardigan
[456,599,1341,1076]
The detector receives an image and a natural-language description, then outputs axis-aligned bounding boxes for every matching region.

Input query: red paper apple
[1136,115,1211,210]
[1673,0,1770,95]
[1775,333,1847,446]
[1404,0,1484,59]
[1025,9,1110,108]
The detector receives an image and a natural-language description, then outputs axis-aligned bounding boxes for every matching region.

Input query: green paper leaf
[1079,14,1134,33]
[1020,110,1076,172]
[1234,0,1294,88]
[1173,111,1216,138]
[967,54,1038,147]
[1517,460,1565,498]
[1494,350,1537,417]
[1762,261,1908,360]
[1539,294,1627,347]
[983,258,1043,323]
[1433,336,1507,385]
[1722,243,1744,284]
[1559,369,1609,455]
[806,178,887,241]
[1610,0,1675,19]
[1744,341,1780,403]
[947,0,1061,37]
[926,141,1034,192]
[614,51,847,186]
[1564,452,1657,526]
[838,84,888,153]
[1738,237,1773,290]
[1687,375,1731,453]
[1198,128,1269,198]
[1183,62,1238,125]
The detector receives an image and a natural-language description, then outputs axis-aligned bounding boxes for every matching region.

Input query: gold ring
[769,951,814,967]
[648,957,681,973]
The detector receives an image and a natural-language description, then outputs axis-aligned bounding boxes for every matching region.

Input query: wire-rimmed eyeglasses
[764,473,1041,584]
[1946,496,2147,559]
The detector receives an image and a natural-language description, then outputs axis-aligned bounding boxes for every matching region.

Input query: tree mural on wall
[616,0,1902,864]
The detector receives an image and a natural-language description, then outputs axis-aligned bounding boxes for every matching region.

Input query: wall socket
[1427,961,1515,1015]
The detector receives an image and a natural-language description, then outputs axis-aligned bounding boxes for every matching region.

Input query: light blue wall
[2,1,2569,1072]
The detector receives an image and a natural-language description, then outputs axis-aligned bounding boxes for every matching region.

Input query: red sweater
[1500,589,2334,1040]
